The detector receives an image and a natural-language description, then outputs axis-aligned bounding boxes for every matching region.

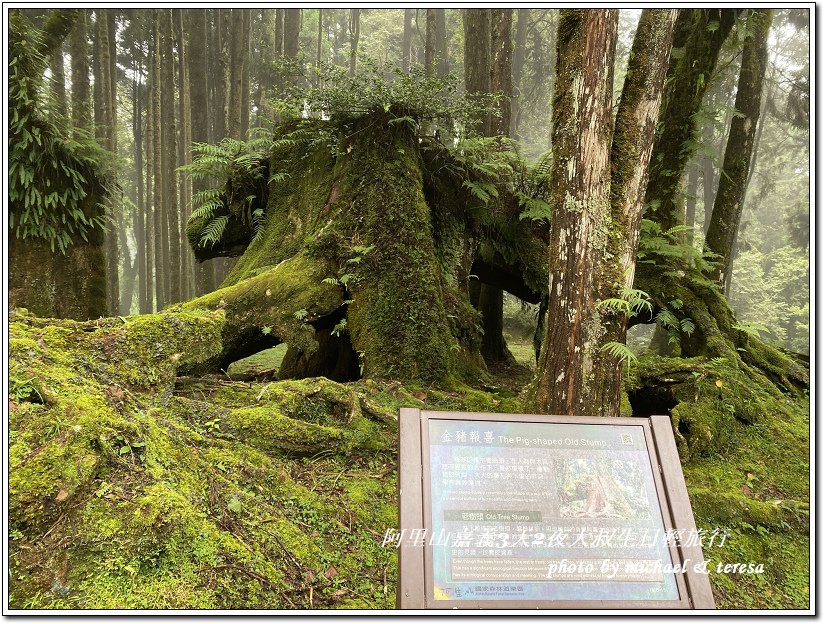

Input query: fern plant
[9,12,110,253]
[514,150,553,224]
[180,127,281,248]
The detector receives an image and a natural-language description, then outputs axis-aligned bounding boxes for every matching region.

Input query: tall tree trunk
[685,161,700,246]
[274,9,284,95]
[705,9,772,288]
[476,9,515,364]
[227,9,245,139]
[284,9,300,60]
[49,43,68,119]
[511,8,529,138]
[97,11,121,315]
[535,10,677,416]
[240,11,251,138]
[425,9,436,77]
[317,9,323,80]
[349,9,360,77]
[187,9,217,295]
[533,9,619,415]
[490,9,513,137]
[161,9,181,304]
[145,46,155,312]
[152,11,166,309]
[463,9,492,136]
[175,9,193,300]
[402,9,413,72]
[644,9,737,234]
[69,10,91,132]
[133,67,149,313]
[435,9,448,77]
[701,95,717,234]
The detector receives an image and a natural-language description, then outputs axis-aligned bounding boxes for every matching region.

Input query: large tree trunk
[48,43,68,119]
[535,9,679,416]
[401,9,413,72]
[590,9,680,414]
[349,9,360,77]
[511,8,529,139]
[174,9,193,301]
[97,11,121,316]
[463,9,492,136]
[69,11,91,132]
[435,9,448,77]
[227,9,245,139]
[187,9,217,296]
[183,116,479,384]
[144,45,155,312]
[490,9,513,137]
[133,69,149,314]
[425,9,436,77]
[533,9,619,415]
[705,10,772,288]
[152,11,166,309]
[161,10,181,304]
[643,9,737,234]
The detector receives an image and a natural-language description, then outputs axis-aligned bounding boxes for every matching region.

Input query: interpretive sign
[397,410,714,609]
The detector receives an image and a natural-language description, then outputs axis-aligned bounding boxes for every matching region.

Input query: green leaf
[227,497,242,514]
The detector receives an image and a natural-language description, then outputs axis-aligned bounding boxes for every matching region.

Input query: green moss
[9,306,809,609]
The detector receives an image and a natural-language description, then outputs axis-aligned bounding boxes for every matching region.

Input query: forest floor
[7,313,809,610]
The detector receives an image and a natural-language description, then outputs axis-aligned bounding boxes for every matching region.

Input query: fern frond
[199,215,229,248]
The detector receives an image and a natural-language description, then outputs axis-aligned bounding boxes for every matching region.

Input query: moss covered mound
[8,312,809,609]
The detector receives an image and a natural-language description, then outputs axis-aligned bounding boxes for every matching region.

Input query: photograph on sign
[425,419,680,603]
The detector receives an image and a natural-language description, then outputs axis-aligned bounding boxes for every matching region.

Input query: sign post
[397,409,714,609]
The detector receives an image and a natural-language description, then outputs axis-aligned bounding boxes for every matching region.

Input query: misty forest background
[13,7,809,356]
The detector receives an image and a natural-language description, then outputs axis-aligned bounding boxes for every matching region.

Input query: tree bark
[402,9,413,72]
[463,9,492,136]
[511,8,529,138]
[144,47,155,312]
[701,96,717,234]
[685,162,699,246]
[532,10,622,417]
[284,9,300,60]
[643,9,737,233]
[349,9,360,77]
[175,9,193,300]
[97,11,121,315]
[591,9,679,415]
[705,10,772,288]
[161,10,181,304]
[133,67,149,313]
[490,9,513,137]
[152,11,166,309]
[240,10,251,138]
[187,9,217,295]
[435,9,448,77]
[69,10,91,132]
[49,43,68,119]
[227,9,245,139]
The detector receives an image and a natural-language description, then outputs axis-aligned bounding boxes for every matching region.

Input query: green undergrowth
[629,355,810,609]
[8,311,808,609]
[7,310,523,609]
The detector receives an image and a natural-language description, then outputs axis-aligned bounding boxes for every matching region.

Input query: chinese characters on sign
[427,419,678,602]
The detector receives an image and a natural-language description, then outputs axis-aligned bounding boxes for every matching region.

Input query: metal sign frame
[398,409,715,610]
